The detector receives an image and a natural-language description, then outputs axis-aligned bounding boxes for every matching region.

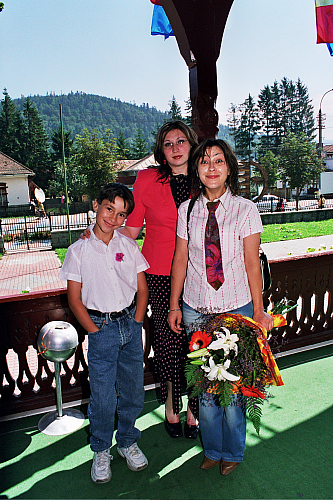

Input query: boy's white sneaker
[117,443,148,471]
[91,449,112,483]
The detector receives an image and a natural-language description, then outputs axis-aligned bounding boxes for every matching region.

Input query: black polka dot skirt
[145,273,198,417]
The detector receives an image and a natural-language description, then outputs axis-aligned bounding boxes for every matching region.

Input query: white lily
[209,329,239,355]
[202,357,240,382]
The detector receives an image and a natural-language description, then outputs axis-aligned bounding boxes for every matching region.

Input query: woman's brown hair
[191,138,240,197]
[153,120,198,182]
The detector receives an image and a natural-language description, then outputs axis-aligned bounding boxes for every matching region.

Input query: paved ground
[0,249,65,298]
[0,234,333,299]
[261,234,333,259]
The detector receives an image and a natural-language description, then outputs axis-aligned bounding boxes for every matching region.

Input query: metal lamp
[37,321,85,435]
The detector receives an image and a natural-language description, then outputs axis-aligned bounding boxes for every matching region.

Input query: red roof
[0,151,35,176]
[323,145,333,154]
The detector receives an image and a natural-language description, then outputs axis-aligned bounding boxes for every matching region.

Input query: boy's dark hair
[96,183,135,215]
[191,138,240,197]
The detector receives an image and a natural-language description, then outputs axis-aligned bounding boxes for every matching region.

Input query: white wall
[320,171,333,194]
[325,158,333,171]
[0,175,30,205]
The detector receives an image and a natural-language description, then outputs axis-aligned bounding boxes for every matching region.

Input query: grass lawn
[261,219,333,243]
[55,248,68,264]
[54,219,333,264]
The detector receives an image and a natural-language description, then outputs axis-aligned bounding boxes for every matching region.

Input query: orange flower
[189,330,211,352]
[241,385,266,399]
[268,312,287,328]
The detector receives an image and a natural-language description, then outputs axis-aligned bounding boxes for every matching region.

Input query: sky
[1,0,333,143]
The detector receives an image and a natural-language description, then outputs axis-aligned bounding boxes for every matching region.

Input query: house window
[0,183,8,206]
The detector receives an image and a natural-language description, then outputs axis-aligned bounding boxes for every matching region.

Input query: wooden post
[160,0,234,141]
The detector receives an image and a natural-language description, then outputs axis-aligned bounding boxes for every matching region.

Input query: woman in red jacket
[121,121,199,438]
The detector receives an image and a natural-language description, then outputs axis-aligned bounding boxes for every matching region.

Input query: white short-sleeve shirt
[177,187,263,313]
[59,226,149,313]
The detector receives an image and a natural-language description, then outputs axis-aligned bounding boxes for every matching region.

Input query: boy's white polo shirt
[59,225,149,313]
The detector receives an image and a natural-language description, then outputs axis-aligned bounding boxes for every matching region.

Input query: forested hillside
[13,92,232,148]
[13,92,169,148]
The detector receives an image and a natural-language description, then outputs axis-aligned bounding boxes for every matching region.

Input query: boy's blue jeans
[87,308,144,452]
[182,301,253,463]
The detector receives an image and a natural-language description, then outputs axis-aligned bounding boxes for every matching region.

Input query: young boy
[59,183,149,484]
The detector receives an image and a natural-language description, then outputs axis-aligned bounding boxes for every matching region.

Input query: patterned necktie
[205,201,224,290]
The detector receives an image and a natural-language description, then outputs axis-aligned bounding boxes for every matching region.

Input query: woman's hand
[167,309,183,334]
[253,309,274,332]
[80,227,91,240]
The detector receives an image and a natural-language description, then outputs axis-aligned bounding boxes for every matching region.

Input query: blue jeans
[182,301,253,462]
[87,308,144,452]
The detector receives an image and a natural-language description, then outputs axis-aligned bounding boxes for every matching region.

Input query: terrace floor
[1,344,332,500]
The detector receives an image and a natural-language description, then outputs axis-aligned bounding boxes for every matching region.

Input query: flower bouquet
[185,312,286,435]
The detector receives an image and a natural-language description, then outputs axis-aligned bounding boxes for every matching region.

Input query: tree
[227,103,240,153]
[130,128,149,159]
[168,96,182,120]
[257,85,275,156]
[0,89,26,162]
[0,3,4,12]
[116,130,130,159]
[232,78,316,161]
[48,156,86,200]
[259,150,279,189]
[278,132,324,196]
[22,97,52,191]
[74,129,117,200]
[293,78,316,139]
[234,94,260,160]
[184,97,192,127]
[50,124,75,163]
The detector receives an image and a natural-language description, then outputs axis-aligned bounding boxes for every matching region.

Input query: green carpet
[1,345,332,500]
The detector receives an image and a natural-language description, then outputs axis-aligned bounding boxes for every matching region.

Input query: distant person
[59,183,149,484]
[38,201,47,218]
[318,195,325,208]
[276,197,284,212]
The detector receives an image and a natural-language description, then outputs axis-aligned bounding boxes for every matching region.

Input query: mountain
[13,91,233,148]
[13,92,169,148]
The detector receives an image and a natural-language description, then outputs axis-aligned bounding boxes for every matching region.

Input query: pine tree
[234,94,260,160]
[130,128,149,159]
[50,124,75,163]
[168,96,182,120]
[22,97,52,191]
[257,85,274,156]
[116,130,130,159]
[227,103,240,154]
[184,97,192,127]
[0,89,26,162]
[294,78,316,139]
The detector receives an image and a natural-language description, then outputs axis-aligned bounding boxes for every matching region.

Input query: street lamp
[318,89,333,151]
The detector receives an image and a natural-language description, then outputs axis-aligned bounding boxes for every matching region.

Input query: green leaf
[246,396,264,435]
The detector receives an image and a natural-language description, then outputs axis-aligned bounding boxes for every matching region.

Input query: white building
[0,151,34,207]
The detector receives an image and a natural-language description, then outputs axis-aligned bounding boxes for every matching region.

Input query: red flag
[315,1,333,43]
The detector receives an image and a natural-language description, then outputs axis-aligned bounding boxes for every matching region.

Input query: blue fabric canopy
[151,5,174,39]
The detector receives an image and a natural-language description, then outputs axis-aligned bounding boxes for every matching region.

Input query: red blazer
[126,168,178,275]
